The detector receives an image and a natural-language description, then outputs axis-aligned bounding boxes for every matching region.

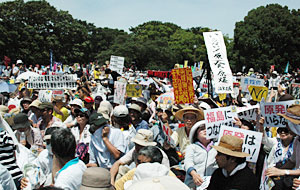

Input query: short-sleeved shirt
[135,120,149,131]
[54,158,86,190]
[53,107,69,122]
[89,125,127,169]
[289,136,300,169]
[0,130,23,180]
[171,127,190,154]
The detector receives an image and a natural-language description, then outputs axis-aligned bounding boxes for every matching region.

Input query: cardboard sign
[241,77,264,92]
[260,99,300,127]
[203,31,233,93]
[237,104,259,121]
[147,70,171,79]
[28,75,77,89]
[114,81,127,105]
[291,83,300,99]
[156,92,174,110]
[109,55,124,74]
[218,126,263,163]
[171,68,194,104]
[126,84,142,97]
[204,106,238,139]
[248,85,268,101]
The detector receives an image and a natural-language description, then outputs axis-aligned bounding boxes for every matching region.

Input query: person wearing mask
[184,120,218,189]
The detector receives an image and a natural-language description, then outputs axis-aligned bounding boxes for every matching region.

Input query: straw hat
[174,106,204,121]
[278,104,300,125]
[211,135,250,158]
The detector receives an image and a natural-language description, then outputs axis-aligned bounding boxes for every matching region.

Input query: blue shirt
[135,120,149,131]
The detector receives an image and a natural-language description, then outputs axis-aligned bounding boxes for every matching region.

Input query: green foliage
[233,4,300,73]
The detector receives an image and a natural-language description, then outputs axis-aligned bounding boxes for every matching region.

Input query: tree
[233,4,300,73]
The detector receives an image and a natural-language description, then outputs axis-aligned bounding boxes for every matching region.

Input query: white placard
[28,75,77,89]
[113,81,127,105]
[237,104,259,121]
[218,126,263,163]
[260,99,300,127]
[204,106,238,139]
[38,90,52,102]
[110,55,124,74]
[203,31,233,93]
[241,77,264,92]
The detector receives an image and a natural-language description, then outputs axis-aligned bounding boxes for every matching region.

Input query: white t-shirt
[54,158,86,190]
[71,125,91,144]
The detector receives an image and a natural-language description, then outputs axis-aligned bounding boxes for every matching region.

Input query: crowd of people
[0,59,300,190]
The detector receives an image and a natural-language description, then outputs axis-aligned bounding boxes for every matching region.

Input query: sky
[1,0,300,37]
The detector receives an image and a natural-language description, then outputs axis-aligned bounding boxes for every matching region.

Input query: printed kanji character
[275,105,286,114]
[264,105,274,114]
[223,130,233,136]
[206,112,216,123]
[216,111,225,121]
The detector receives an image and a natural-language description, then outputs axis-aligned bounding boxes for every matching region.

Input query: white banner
[113,81,127,105]
[241,77,264,92]
[260,99,300,127]
[28,75,77,89]
[218,126,263,163]
[110,55,124,74]
[204,106,237,139]
[38,90,52,102]
[237,104,259,121]
[203,31,233,93]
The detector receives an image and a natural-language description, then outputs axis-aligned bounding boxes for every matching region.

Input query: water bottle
[20,132,26,145]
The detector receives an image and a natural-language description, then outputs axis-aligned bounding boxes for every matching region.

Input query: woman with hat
[20,97,32,116]
[71,108,91,164]
[168,106,204,154]
[184,120,218,189]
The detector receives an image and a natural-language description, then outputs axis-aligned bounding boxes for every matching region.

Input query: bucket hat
[131,129,157,146]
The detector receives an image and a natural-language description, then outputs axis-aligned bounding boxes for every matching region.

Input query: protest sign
[259,157,273,190]
[218,126,263,163]
[204,106,237,139]
[52,90,65,101]
[260,98,300,127]
[291,83,300,99]
[197,176,211,190]
[203,31,233,93]
[237,104,259,121]
[218,93,226,101]
[171,68,194,104]
[126,84,142,97]
[38,90,52,102]
[109,55,124,74]
[114,81,127,105]
[147,70,172,79]
[241,77,264,92]
[248,85,268,101]
[156,92,174,110]
[28,75,77,89]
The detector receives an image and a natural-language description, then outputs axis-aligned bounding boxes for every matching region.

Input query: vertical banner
[50,49,53,72]
[114,81,127,105]
[260,99,300,127]
[218,126,263,163]
[203,31,233,93]
[171,68,194,104]
[204,106,237,139]
[110,55,125,74]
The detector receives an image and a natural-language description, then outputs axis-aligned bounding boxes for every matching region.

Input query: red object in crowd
[84,96,94,103]
[178,123,185,128]
[8,105,16,111]
[4,56,11,67]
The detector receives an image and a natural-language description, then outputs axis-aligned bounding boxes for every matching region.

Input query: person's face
[241,125,250,130]
[71,105,81,114]
[278,128,294,141]
[129,110,140,121]
[41,109,51,119]
[84,101,93,109]
[183,113,197,130]
[215,151,231,169]
[137,155,152,166]
[22,102,30,110]
[197,126,207,141]
[76,113,88,125]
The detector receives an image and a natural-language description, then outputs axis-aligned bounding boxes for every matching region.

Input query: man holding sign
[207,135,259,190]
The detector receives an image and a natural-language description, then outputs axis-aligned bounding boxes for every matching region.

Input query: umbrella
[0,82,16,93]
[16,71,39,81]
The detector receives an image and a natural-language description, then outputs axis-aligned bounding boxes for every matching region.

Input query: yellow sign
[126,84,142,97]
[218,93,226,101]
[248,85,268,101]
[199,61,204,70]
[184,60,188,68]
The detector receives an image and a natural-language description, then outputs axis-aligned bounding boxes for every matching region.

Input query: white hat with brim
[189,120,206,143]
[174,106,204,121]
[131,129,157,147]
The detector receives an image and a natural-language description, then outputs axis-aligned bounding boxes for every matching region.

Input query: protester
[37,102,61,132]
[28,99,42,128]
[207,135,259,190]
[52,96,69,122]
[128,103,149,131]
[80,167,114,190]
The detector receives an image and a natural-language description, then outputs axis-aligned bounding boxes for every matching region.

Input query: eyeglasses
[76,114,86,118]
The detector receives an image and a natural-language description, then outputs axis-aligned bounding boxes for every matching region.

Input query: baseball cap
[75,108,91,117]
[13,113,31,130]
[70,98,83,108]
[113,105,129,117]
[128,104,142,114]
[84,96,94,103]
[89,113,108,127]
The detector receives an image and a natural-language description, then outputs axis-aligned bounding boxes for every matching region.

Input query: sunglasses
[76,113,87,118]
[277,128,289,134]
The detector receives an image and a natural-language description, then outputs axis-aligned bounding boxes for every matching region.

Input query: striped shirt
[0,130,23,180]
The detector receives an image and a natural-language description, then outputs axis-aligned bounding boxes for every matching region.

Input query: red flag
[4,56,11,67]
